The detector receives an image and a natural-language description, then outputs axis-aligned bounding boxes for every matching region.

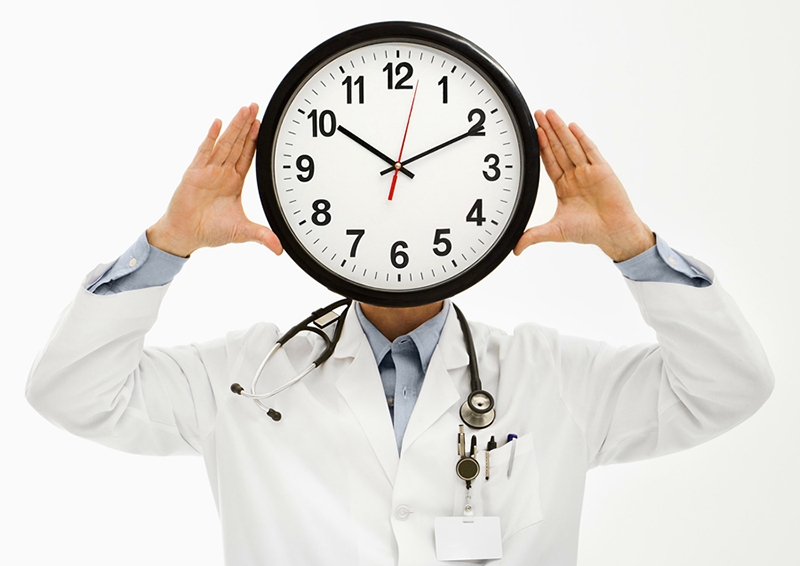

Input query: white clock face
[271,40,523,295]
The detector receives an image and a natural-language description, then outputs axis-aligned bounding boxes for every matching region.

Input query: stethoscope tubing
[231,299,351,410]
[232,298,495,429]
[241,342,318,401]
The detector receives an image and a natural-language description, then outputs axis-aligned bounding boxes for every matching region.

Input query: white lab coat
[26,257,773,565]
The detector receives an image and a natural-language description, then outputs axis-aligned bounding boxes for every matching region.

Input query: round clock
[257,21,538,307]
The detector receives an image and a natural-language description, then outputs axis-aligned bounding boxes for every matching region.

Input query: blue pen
[506,434,518,478]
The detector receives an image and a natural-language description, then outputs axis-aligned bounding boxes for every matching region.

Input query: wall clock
[257,21,538,307]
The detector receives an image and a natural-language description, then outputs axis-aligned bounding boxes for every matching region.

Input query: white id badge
[434,516,503,561]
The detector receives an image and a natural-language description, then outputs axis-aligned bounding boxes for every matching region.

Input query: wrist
[146,221,197,258]
[602,224,656,263]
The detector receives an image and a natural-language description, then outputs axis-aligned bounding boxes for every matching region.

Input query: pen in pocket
[506,434,518,478]
[485,436,496,480]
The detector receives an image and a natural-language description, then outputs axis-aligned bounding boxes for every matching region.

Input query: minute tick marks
[264,33,533,300]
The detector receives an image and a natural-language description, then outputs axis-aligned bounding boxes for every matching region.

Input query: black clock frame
[257,21,539,307]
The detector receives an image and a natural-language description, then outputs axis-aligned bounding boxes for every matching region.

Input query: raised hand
[514,109,655,262]
[147,104,283,258]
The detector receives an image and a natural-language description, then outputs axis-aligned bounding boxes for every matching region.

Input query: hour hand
[337,125,414,179]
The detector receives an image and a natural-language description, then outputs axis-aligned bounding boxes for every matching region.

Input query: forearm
[558,262,773,467]
[28,265,217,455]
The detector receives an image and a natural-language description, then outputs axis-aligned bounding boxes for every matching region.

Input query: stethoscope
[231,298,496,429]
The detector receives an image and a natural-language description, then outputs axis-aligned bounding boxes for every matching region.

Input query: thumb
[513,221,564,256]
[238,221,283,255]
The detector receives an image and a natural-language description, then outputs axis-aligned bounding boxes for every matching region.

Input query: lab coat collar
[434,301,471,371]
[399,305,468,454]
[333,305,399,485]
[333,301,469,371]
[334,331,400,486]
[332,302,471,472]
[332,304,369,360]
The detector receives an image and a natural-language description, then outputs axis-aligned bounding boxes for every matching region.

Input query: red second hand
[388,80,419,201]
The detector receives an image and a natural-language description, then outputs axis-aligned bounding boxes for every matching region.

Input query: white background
[3,0,797,564]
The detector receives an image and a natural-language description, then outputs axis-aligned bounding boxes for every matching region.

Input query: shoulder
[222,321,282,347]
[465,318,563,361]
[189,322,283,366]
[220,320,328,369]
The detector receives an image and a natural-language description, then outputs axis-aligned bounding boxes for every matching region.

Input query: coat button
[395,505,411,520]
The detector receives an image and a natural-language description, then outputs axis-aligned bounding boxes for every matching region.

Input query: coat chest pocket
[453,432,543,541]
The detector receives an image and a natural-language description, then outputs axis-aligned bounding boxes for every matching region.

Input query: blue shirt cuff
[614,233,712,287]
[87,231,189,294]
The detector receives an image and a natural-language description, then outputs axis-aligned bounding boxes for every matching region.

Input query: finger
[513,221,564,255]
[209,106,250,166]
[546,109,588,167]
[535,109,574,172]
[236,221,283,255]
[568,122,606,165]
[536,126,564,182]
[235,118,260,177]
[224,103,258,168]
[190,119,222,168]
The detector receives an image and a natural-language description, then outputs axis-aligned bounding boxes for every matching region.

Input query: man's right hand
[146,103,283,258]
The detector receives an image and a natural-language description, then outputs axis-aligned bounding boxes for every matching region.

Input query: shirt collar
[355,300,450,373]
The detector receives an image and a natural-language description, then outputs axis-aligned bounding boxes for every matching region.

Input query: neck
[359,301,444,342]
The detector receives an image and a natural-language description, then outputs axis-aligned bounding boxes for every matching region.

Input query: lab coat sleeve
[552,257,774,469]
[25,262,272,456]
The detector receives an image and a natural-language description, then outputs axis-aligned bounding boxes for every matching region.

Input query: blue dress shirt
[355,301,449,454]
[88,232,189,294]
[87,231,712,451]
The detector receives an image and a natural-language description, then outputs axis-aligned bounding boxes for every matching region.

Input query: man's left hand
[514,109,655,262]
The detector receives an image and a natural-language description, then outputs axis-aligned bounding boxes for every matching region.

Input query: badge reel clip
[433,425,503,562]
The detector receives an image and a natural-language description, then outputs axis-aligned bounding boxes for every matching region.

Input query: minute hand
[379,126,483,176]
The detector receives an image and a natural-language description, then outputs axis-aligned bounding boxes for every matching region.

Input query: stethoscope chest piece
[451,303,497,430]
[460,390,496,429]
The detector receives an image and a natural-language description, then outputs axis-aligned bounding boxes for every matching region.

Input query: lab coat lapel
[400,306,468,455]
[333,306,399,486]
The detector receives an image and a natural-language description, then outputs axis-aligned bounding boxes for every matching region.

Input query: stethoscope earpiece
[230,382,282,421]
